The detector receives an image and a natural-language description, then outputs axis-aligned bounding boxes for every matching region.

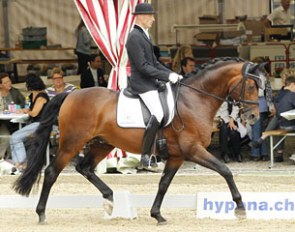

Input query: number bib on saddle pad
[117,82,175,128]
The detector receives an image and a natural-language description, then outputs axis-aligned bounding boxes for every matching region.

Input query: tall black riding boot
[140,115,159,169]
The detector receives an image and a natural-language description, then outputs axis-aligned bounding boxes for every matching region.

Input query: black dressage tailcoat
[126,25,171,94]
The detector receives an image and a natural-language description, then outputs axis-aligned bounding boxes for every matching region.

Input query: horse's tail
[13,92,69,196]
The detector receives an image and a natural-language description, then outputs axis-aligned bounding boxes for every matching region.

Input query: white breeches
[139,90,164,123]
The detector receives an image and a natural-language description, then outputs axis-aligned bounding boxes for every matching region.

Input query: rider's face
[137,14,155,30]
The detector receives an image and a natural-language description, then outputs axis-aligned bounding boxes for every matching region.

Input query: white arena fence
[1,191,295,220]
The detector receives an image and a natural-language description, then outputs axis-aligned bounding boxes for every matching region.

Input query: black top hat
[133,3,155,15]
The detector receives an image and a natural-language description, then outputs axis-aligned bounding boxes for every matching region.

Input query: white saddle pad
[117,83,175,128]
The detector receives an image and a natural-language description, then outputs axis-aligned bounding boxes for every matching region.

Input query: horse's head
[228,62,266,125]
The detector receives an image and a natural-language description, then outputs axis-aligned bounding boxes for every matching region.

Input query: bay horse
[14,57,264,225]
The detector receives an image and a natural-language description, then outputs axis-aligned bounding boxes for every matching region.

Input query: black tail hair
[13,92,69,196]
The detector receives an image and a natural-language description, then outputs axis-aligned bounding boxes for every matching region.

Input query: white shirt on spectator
[215,101,239,124]
[267,6,291,25]
[45,83,77,100]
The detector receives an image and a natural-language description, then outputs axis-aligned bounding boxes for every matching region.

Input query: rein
[172,62,261,132]
[179,82,226,103]
[172,81,184,132]
[179,62,260,106]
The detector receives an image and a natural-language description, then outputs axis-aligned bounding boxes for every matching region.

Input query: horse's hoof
[103,199,114,216]
[151,213,167,225]
[38,213,46,224]
[38,221,47,225]
[157,220,167,226]
[235,207,247,219]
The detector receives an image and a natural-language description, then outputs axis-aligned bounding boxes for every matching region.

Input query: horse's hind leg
[151,158,183,225]
[75,141,114,214]
[36,149,76,223]
[188,145,244,211]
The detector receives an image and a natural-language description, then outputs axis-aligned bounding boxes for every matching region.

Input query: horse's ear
[249,62,269,75]
[247,63,264,89]
[248,63,259,74]
[257,62,270,74]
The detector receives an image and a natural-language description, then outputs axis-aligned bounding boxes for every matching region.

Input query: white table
[0,113,28,120]
[0,113,29,138]
[281,109,295,121]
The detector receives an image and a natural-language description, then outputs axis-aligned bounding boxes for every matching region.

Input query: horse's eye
[248,84,255,93]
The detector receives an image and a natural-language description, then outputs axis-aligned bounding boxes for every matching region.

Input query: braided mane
[199,57,245,71]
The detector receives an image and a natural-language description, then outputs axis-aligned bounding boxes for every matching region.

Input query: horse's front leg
[150,158,183,225]
[188,145,245,212]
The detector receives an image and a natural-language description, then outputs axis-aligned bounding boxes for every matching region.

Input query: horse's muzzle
[240,105,259,126]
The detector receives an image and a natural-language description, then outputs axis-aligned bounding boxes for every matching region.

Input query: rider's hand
[169,73,181,84]
[228,118,237,130]
[178,75,184,80]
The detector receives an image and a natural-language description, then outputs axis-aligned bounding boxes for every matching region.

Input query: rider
[126,3,182,169]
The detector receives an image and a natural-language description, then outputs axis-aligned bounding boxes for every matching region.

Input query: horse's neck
[196,63,242,118]
[205,63,242,97]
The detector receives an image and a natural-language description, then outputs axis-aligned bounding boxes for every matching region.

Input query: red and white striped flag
[74,0,147,90]
[74,0,149,163]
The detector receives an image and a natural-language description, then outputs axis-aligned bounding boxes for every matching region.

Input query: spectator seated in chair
[46,67,77,100]
[10,73,49,171]
[215,98,246,163]
[45,67,78,159]
[252,75,295,162]
[0,72,25,160]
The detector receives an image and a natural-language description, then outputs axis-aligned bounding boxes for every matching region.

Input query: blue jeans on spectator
[251,112,268,158]
[10,122,40,164]
[265,116,284,150]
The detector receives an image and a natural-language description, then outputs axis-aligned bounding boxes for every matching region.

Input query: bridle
[228,62,262,106]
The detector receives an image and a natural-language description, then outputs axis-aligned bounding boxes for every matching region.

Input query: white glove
[169,73,180,84]
[178,75,183,80]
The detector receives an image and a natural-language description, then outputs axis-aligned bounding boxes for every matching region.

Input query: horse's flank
[59,87,143,155]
